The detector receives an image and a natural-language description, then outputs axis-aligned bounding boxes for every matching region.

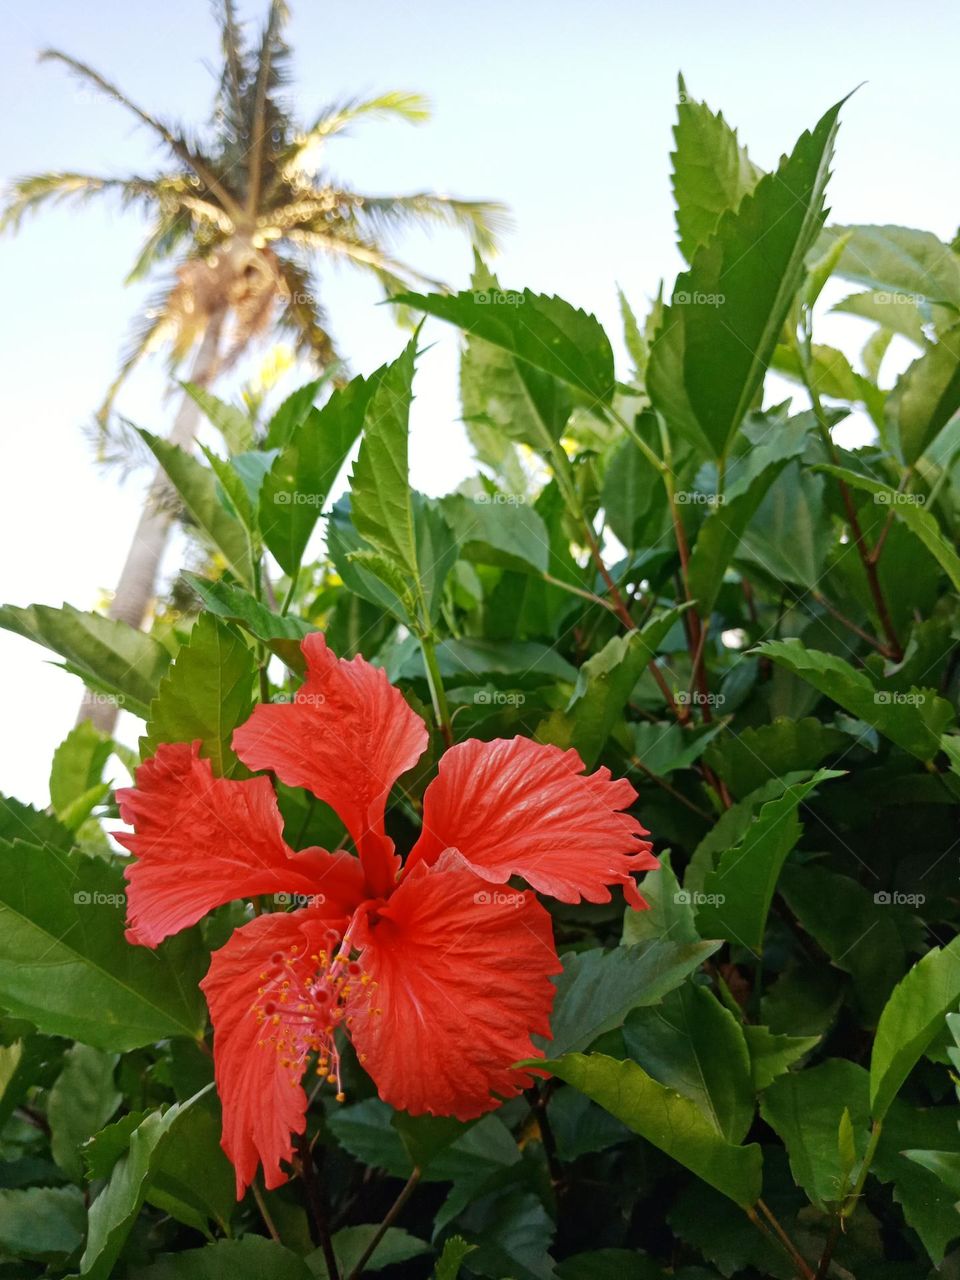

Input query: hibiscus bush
[3,83,960,1280]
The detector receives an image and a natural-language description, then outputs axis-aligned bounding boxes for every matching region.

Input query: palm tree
[2,0,506,730]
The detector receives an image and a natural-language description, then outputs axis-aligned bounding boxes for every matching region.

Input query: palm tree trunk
[79,311,226,734]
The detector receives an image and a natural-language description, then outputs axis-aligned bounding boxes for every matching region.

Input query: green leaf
[0,1185,86,1261]
[0,839,206,1049]
[817,464,960,592]
[142,614,256,777]
[761,1059,869,1209]
[391,1112,472,1170]
[433,1236,477,1280]
[672,75,763,261]
[703,717,847,800]
[0,603,171,720]
[393,284,616,406]
[142,1102,234,1234]
[622,851,700,945]
[695,770,841,952]
[547,608,687,768]
[139,430,253,585]
[350,338,421,575]
[735,461,831,589]
[260,370,380,575]
[48,1044,121,1180]
[648,99,843,457]
[543,938,722,1056]
[601,422,665,550]
[870,934,960,1121]
[389,636,577,685]
[630,720,723,780]
[772,343,884,424]
[818,223,960,308]
[81,1092,215,1279]
[743,1025,820,1090]
[182,382,254,454]
[874,1101,960,1265]
[623,983,754,1142]
[129,1236,313,1280]
[182,573,313,672]
[441,492,550,573]
[687,412,814,612]
[534,1053,762,1206]
[328,1098,518,1183]
[460,262,574,459]
[264,379,324,449]
[901,1148,960,1195]
[0,794,72,850]
[779,864,905,1025]
[309,1226,432,1278]
[84,1110,152,1180]
[753,638,955,760]
[49,722,113,820]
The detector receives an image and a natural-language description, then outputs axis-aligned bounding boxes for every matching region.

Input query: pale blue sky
[2,0,959,802]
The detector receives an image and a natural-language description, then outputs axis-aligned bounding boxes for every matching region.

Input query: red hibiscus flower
[116,633,656,1196]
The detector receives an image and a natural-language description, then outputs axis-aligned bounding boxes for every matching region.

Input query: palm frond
[346,192,512,254]
[289,224,447,293]
[278,91,431,180]
[213,0,250,141]
[96,282,179,427]
[273,255,340,369]
[0,172,161,233]
[125,210,194,284]
[245,0,292,213]
[40,49,244,219]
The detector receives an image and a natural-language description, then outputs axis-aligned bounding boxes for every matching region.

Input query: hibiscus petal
[233,634,428,896]
[201,908,338,1196]
[408,737,657,908]
[116,741,365,947]
[348,856,561,1120]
